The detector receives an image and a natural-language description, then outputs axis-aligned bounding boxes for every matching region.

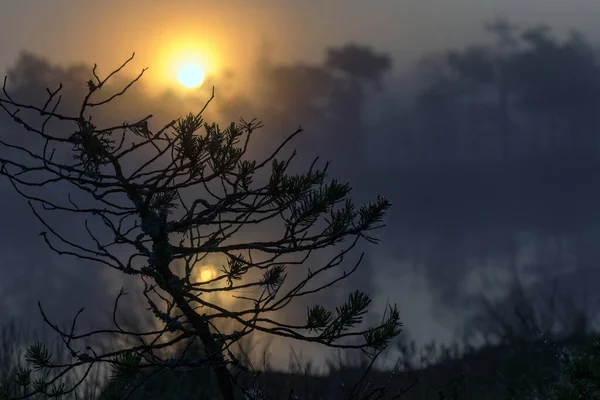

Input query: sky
[1,0,600,374]
[3,0,600,82]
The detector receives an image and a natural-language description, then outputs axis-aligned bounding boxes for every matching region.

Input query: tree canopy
[0,54,400,400]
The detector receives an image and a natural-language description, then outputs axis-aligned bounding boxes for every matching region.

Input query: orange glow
[199,266,216,282]
[155,33,218,91]
[177,64,205,88]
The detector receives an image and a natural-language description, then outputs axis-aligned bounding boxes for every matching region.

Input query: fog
[1,0,600,371]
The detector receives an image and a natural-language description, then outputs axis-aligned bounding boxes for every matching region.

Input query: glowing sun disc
[200,267,215,282]
[177,64,205,88]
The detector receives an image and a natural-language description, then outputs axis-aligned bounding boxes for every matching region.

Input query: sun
[177,64,205,88]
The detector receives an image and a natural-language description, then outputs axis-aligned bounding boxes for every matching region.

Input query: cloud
[3,14,600,371]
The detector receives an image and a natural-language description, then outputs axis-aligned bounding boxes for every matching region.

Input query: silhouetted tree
[0,54,401,400]
[325,43,392,88]
[508,28,600,149]
[255,44,392,177]
[262,63,336,126]
[411,19,600,165]
[324,44,392,174]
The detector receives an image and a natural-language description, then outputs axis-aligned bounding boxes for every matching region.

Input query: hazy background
[1,0,600,371]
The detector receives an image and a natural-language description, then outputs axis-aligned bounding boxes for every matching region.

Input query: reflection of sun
[192,263,237,309]
[199,266,215,282]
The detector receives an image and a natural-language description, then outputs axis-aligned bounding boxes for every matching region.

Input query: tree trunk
[173,295,236,400]
[149,216,236,400]
[153,243,236,400]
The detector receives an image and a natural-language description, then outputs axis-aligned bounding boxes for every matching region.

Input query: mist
[1,0,600,373]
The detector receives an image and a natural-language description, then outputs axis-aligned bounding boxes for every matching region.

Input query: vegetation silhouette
[2,16,600,400]
[0,54,400,400]
[0,274,598,399]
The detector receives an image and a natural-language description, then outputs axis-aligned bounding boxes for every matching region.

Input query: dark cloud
[2,14,600,371]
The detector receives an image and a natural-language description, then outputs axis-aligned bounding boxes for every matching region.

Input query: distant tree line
[248,19,600,169]
[9,19,600,172]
